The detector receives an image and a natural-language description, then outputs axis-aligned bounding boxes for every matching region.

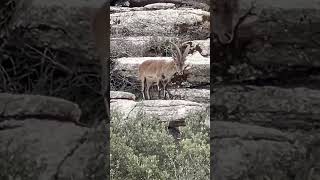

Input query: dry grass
[0,1,105,124]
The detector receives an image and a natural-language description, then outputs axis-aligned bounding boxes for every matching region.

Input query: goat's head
[169,42,191,75]
[213,0,256,44]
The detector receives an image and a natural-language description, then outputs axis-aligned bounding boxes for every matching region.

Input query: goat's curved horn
[182,44,191,60]
[168,41,182,61]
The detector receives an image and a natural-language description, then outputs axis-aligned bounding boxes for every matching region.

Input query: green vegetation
[111,111,209,180]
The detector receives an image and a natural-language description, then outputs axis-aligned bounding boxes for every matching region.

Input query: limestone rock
[213,85,320,131]
[144,3,176,10]
[0,93,81,123]
[0,118,88,179]
[110,91,136,100]
[211,121,305,180]
[111,99,206,126]
[111,8,210,38]
[169,88,209,104]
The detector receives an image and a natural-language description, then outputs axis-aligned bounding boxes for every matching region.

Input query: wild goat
[138,42,191,100]
[213,0,257,44]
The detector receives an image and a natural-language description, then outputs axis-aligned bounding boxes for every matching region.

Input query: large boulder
[211,121,306,180]
[0,93,81,123]
[111,97,207,126]
[169,88,210,104]
[111,8,210,38]
[213,85,320,131]
[0,93,105,180]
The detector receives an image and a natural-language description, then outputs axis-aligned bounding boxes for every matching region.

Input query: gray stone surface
[111,99,206,126]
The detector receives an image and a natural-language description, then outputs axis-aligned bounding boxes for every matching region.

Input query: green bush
[111,111,209,180]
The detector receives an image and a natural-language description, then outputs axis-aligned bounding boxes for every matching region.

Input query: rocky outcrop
[56,122,107,180]
[119,0,209,10]
[109,0,210,146]
[212,121,306,180]
[111,91,136,100]
[111,92,207,127]
[169,88,210,104]
[111,8,210,38]
[212,0,320,179]
[110,90,209,127]
[0,93,81,123]
[215,0,320,86]
[128,0,209,8]
[0,93,105,180]
[213,85,320,130]
[1,0,210,179]
[144,3,176,10]
[0,118,88,179]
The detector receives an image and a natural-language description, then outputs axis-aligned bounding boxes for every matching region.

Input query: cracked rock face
[211,85,320,179]
[213,85,320,130]
[0,118,88,180]
[0,93,90,179]
[111,8,209,37]
[111,98,206,124]
[169,88,210,104]
[211,121,305,180]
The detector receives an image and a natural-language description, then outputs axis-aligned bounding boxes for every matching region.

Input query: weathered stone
[111,8,210,38]
[111,99,206,125]
[57,122,108,180]
[127,0,209,10]
[211,121,305,180]
[169,88,209,104]
[213,85,320,131]
[185,38,210,57]
[110,91,136,100]
[0,118,88,180]
[0,93,81,123]
[144,3,175,10]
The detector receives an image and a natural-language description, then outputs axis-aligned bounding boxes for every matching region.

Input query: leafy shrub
[111,111,209,179]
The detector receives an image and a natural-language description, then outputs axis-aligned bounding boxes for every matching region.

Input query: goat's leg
[157,80,161,99]
[163,82,172,100]
[166,88,172,99]
[163,82,167,99]
[146,82,151,100]
[141,78,146,100]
